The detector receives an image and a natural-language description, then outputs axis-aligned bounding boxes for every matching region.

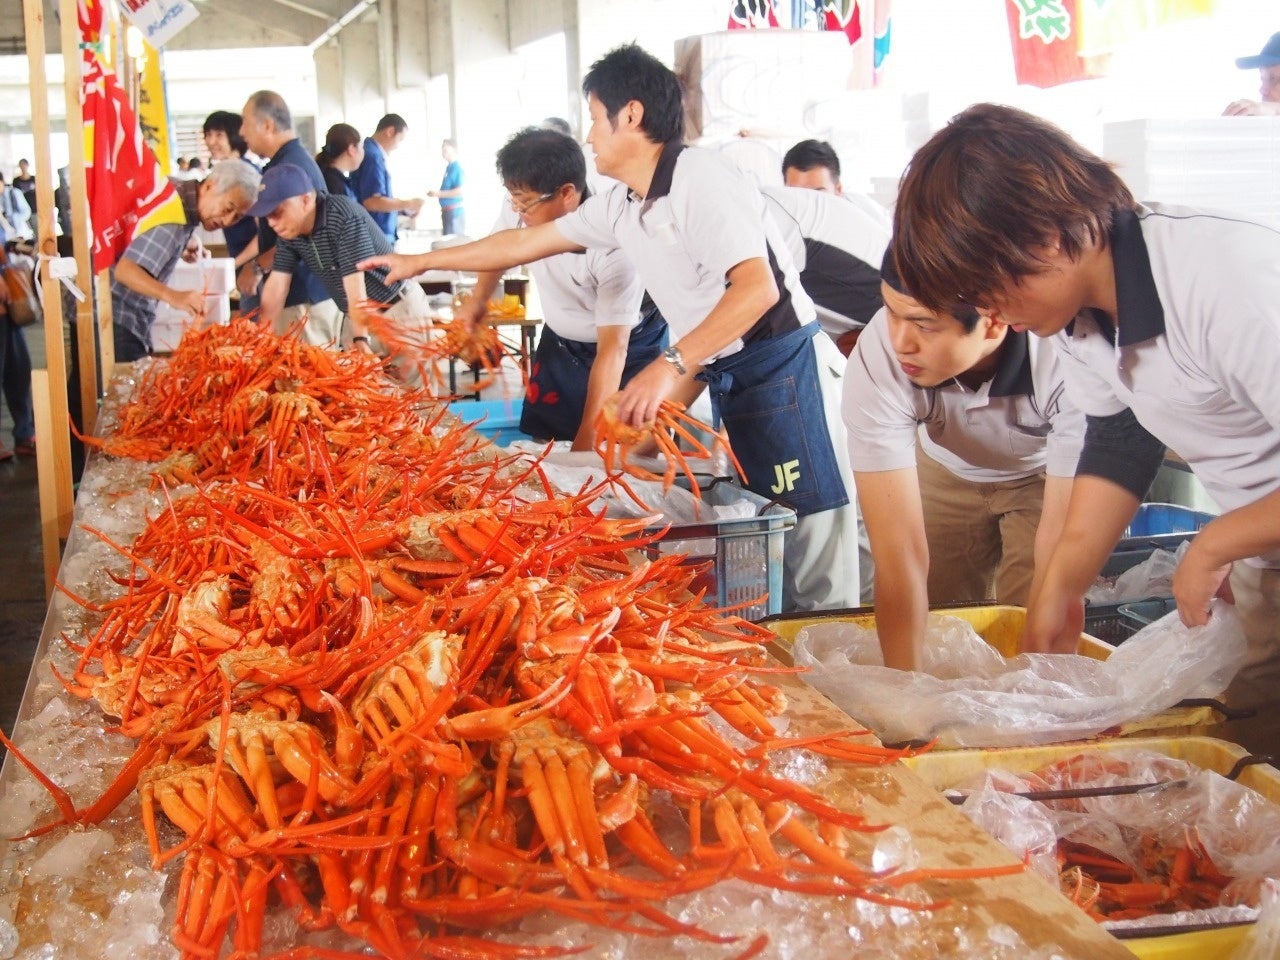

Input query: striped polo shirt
[272,194,400,313]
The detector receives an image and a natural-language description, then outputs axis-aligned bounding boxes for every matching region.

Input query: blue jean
[697,323,849,517]
[441,206,465,236]
[0,311,34,443]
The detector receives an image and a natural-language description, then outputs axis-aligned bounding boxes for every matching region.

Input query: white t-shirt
[554,143,816,362]
[494,203,643,342]
[844,308,1084,481]
[1054,202,1280,562]
[760,184,889,337]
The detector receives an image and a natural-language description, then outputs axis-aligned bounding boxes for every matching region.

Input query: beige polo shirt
[844,308,1085,482]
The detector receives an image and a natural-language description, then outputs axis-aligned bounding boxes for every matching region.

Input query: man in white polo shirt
[449,126,664,450]
[892,103,1280,707]
[362,44,860,611]
[844,251,1083,671]
[760,183,888,351]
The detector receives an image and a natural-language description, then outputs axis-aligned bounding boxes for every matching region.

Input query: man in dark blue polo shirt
[239,90,342,346]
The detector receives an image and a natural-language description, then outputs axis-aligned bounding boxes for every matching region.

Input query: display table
[0,373,1136,960]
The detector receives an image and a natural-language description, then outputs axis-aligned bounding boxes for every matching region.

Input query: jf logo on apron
[698,323,848,517]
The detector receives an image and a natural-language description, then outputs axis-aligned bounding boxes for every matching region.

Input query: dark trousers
[441,206,465,236]
[0,311,34,444]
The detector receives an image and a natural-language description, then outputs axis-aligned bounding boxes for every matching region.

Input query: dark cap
[1237,32,1280,69]
[245,163,314,217]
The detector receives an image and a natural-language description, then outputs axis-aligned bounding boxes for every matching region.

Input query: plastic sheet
[791,600,1246,747]
[1087,541,1189,604]
[948,748,1280,933]
[1234,879,1280,960]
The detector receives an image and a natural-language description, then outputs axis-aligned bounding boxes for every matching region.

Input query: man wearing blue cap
[248,163,430,354]
[1224,31,1280,116]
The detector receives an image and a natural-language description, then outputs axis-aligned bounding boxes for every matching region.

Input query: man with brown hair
[892,102,1280,708]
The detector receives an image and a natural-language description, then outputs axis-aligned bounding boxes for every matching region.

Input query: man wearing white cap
[1224,31,1280,116]
[248,163,430,353]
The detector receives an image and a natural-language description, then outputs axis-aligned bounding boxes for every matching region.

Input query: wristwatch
[662,345,687,375]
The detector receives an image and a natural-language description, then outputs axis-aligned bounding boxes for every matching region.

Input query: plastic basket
[1119,597,1179,632]
[640,480,795,622]
[1117,502,1215,552]
[447,398,529,445]
[1083,602,1141,645]
[903,737,1280,960]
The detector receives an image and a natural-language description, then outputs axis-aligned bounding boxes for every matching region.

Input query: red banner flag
[727,0,780,29]
[823,0,863,46]
[1006,0,1086,87]
[79,0,185,272]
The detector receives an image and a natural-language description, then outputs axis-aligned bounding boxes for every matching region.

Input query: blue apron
[520,307,669,441]
[697,323,848,517]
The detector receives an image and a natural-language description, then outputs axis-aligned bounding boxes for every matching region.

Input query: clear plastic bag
[1234,879,1280,960]
[791,599,1246,747]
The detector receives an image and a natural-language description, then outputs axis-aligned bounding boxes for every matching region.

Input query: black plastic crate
[1118,597,1179,633]
[1083,602,1141,645]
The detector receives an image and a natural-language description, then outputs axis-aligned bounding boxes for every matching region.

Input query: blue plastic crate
[1117,502,1215,552]
[448,399,530,444]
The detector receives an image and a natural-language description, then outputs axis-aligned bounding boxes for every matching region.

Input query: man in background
[783,138,891,230]
[203,109,261,311]
[428,139,465,235]
[240,90,343,345]
[352,114,423,244]
[110,161,260,361]
[1225,31,1280,116]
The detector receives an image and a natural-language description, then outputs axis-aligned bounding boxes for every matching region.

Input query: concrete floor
[0,320,50,752]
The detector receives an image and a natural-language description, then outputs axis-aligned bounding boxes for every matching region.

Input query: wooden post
[59,0,101,437]
[30,370,60,599]
[22,0,76,551]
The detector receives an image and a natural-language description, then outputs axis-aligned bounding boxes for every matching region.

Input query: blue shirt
[259,139,330,307]
[439,160,463,210]
[351,137,396,240]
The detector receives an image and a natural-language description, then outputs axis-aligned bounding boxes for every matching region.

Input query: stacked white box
[1104,117,1280,226]
[676,30,856,142]
[151,257,235,353]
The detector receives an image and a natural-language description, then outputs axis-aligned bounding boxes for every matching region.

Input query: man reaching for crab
[361,43,860,611]
[248,163,432,356]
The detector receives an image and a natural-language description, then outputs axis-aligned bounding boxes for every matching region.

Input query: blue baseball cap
[1237,32,1280,69]
[245,163,315,217]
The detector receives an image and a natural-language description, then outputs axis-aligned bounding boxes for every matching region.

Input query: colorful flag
[822,0,863,46]
[727,0,780,29]
[136,40,174,175]
[79,0,184,272]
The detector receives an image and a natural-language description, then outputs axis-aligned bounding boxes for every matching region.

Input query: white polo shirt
[843,308,1084,482]
[1056,203,1280,563]
[495,203,643,343]
[760,184,889,337]
[554,143,816,362]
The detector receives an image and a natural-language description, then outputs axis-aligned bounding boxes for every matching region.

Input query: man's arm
[341,272,375,347]
[612,256,777,429]
[1027,474,1074,615]
[453,270,504,329]
[1174,487,1280,625]
[428,187,463,200]
[357,222,584,283]
[361,195,423,216]
[1224,99,1280,116]
[114,258,206,319]
[574,324,630,452]
[856,468,930,671]
[256,271,290,330]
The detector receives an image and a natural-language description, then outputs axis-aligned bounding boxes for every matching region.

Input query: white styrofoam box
[676,30,858,142]
[1104,117,1280,226]
[150,257,235,353]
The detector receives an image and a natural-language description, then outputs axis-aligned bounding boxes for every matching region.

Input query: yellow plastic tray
[904,736,1280,960]
[759,604,1221,735]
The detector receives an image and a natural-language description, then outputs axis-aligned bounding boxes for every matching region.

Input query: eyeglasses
[508,192,554,215]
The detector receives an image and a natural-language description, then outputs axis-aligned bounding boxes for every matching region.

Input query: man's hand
[236,262,260,297]
[357,252,429,283]
[1224,99,1280,116]
[611,358,680,428]
[403,198,424,216]
[168,288,207,319]
[1022,582,1086,655]
[1172,535,1235,627]
[181,237,206,264]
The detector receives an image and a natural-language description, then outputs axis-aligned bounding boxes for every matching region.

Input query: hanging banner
[727,0,780,29]
[822,0,863,46]
[1006,0,1085,88]
[117,0,199,50]
[1008,0,1220,88]
[79,0,185,272]
[137,41,174,176]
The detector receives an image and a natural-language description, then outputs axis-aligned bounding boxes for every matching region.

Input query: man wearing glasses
[404,126,665,450]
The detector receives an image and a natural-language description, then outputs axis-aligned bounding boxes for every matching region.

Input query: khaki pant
[366,283,433,388]
[277,299,343,348]
[916,447,1044,606]
[1225,563,1280,710]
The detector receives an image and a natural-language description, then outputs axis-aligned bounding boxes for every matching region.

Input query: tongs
[945,752,1275,805]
